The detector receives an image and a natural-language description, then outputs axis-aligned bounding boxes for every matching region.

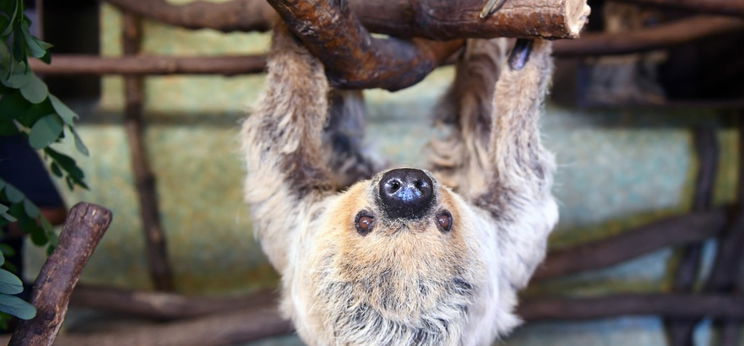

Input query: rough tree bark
[9,203,112,346]
[104,0,591,39]
[122,13,175,291]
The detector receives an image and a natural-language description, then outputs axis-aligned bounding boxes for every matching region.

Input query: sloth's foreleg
[241,24,334,274]
[478,39,558,289]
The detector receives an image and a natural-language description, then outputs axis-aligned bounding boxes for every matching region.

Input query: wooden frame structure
[14,0,744,345]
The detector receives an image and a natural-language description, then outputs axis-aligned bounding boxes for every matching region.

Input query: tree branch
[518,294,744,321]
[103,0,590,39]
[553,16,744,57]
[533,208,728,281]
[9,203,113,346]
[30,55,266,75]
[612,0,744,17]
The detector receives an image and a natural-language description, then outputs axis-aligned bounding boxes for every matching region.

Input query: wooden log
[8,203,113,346]
[122,13,175,291]
[533,209,728,281]
[268,1,463,91]
[517,294,744,321]
[612,0,744,18]
[104,0,591,39]
[70,284,277,320]
[31,55,266,76]
[553,16,744,57]
[664,127,718,346]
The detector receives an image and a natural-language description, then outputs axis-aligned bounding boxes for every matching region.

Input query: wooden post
[122,13,175,291]
[663,127,718,346]
[9,203,112,346]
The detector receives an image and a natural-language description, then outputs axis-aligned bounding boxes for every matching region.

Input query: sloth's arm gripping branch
[478,40,558,289]
[241,24,334,273]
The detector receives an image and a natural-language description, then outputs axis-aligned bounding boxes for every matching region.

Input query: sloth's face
[299,168,485,340]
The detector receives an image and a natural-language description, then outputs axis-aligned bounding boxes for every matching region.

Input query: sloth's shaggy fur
[241,24,558,346]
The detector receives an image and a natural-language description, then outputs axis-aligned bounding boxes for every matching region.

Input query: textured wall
[26,3,740,345]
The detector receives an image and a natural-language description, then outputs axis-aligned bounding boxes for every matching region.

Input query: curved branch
[533,208,728,281]
[612,0,744,18]
[103,0,590,39]
[267,0,463,90]
[553,16,744,57]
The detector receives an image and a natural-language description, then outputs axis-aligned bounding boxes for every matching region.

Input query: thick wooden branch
[70,284,276,320]
[533,209,728,281]
[9,203,112,346]
[268,1,463,90]
[553,16,744,57]
[613,0,744,18]
[31,55,266,76]
[517,294,744,321]
[103,0,590,39]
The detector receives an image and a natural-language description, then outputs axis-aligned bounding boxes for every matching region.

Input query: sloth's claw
[508,39,534,71]
[479,0,507,19]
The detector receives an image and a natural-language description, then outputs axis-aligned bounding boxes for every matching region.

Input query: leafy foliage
[0,0,89,324]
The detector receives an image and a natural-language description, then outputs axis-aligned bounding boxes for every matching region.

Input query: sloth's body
[242,26,557,346]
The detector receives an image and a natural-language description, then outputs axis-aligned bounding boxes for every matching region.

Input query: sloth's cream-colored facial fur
[242,24,557,346]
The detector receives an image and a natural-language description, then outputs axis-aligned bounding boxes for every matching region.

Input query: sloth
[241,23,558,346]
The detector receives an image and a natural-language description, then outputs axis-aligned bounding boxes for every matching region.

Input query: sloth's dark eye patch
[436,210,453,233]
[354,210,375,235]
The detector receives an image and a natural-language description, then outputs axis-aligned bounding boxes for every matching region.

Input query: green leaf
[17,99,54,127]
[0,244,16,257]
[23,199,39,218]
[28,222,47,246]
[0,269,23,295]
[0,89,28,117]
[70,127,89,156]
[0,294,36,320]
[3,184,23,203]
[0,204,15,223]
[0,251,4,266]
[49,95,76,125]
[45,147,87,189]
[3,69,30,88]
[0,1,19,37]
[22,27,46,59]
[50,162,62,178]
[0,117,18,135]
[19,72,48,104]
[28,114,63,149]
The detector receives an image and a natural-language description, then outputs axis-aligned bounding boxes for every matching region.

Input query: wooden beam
[533,209,728,281]
[70,284,277,320]
[103,0,591,39]
[664,127,719,346]
[613,0,744,18]
[553,16,744,57]
[31,55,266,76]
[518,294,744,321]
[122,13,175,291]
[9,203,112,346]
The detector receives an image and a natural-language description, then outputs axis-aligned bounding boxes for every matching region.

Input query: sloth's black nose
[378,168,434,219]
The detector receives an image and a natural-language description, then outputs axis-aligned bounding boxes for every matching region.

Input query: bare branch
[533,209,728,281]
[612,0,744,17]
[553,16,744,57]
[103,0,590,39]
[9,203,113,346]
[30,55,266,76]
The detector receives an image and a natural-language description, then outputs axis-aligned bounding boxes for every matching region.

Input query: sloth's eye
[354,211,375,235]
[436,210,453,232]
